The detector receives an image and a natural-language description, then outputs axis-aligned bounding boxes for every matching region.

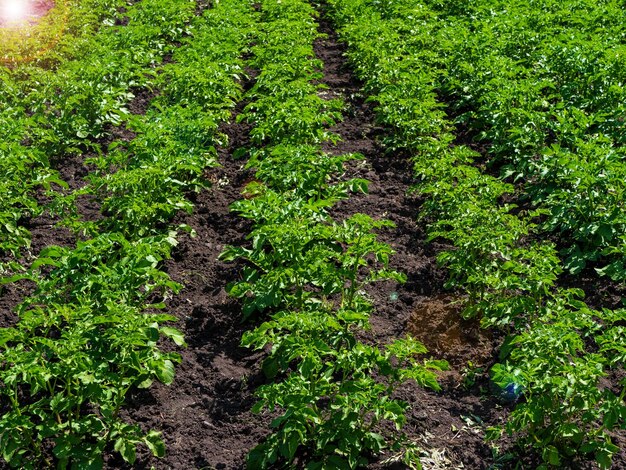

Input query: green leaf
[326,455,350,469]
[542,446,561,466]
[263,357,279,380]
[137,378,153,389]
[251,400,265,414]
[114,438,137,464]
[0,328,18,347]
[144,430,166,458]
[161,327,186,347]
[485,427,503,441]
[279,430,301,460]
[596,450,613,469]
[156,360,176,385]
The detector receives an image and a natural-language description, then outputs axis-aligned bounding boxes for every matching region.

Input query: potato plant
[0,0,129,270]
[220,0,446,468]
[0,0,256,467]
[326,0,626,467]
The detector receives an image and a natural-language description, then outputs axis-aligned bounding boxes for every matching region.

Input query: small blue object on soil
[500,382,524,403]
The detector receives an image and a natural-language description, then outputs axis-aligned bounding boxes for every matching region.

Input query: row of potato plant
[0,0,199,271]
[220,0,446,468]
[326,0,626,468]
[416,0,626,281]
[0,0,131,273]
[1,0,195,465]
[0,0,255,467]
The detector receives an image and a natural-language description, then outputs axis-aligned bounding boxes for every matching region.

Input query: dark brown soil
[0,8,550,470]
[112,12,506,469]
[108,109,273,469]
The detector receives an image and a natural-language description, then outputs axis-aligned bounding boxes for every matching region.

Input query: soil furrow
[315,10,505,468]
[115,103,270,469]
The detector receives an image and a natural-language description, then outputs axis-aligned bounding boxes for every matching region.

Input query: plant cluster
[435,0,626,280]
[0,0,255,467]
[326,0,626,467]
[220,1,446,468]
[0,0,130,274]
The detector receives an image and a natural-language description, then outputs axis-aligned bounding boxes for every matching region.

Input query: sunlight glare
[1,0,29,23]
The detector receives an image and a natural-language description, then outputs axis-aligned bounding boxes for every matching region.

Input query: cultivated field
[0,0,625,468]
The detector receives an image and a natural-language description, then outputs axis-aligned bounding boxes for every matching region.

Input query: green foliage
[0,0,257,467]
[0,233,184,468]
[0,0,197,263]
[435,1,626,275]
[244,308,443,470]
[0,305,176,469]
[326,0,626,467]
[247,144,368,200]
[219,0,445,467]
[492,303,624,469]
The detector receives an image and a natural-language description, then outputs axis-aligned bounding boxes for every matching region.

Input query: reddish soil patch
[407,295,494,371]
